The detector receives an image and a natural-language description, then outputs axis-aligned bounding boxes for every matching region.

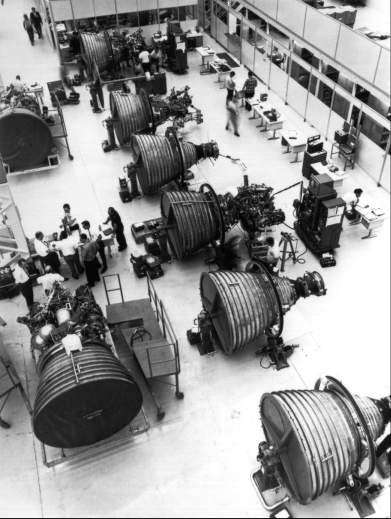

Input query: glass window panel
[268,23,289,49]
[287,76,308,118]
[318,81,333,107]
[95,15,117,30]
[254,31,271,83]
[139,9,158,26]
[118,12,139,27]
[290,59,310,90]
[309,73,317,95]
[360,113,390,149]
[247,8,266,31]
[332,91,349,120]
[159,7,178,24]
[242,21,255,45]
[337,72,354,94]
[76,17,97,31]
[268,42,288,72]
[227,13,242,61]
[213,3,227,24]
[178,5,197,21]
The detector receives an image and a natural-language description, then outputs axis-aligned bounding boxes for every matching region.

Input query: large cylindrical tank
[0,108,54,171]
[33,340,143,449]
[132,133,218,195]
[80,32,112,75]
[260,377,385,505]
[110,91,154,145]
[161,187,224,259]
[200,270,323,355]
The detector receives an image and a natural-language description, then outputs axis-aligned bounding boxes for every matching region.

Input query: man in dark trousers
[81,221,107,274]
[11,259,34,311]
[79,234,101,287]
[30,7,43,39]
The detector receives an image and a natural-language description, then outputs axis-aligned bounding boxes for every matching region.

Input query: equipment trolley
[105,274,183,421]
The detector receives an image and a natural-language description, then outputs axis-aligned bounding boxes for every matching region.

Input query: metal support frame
[0,355,32,428]
[103,273,124,306]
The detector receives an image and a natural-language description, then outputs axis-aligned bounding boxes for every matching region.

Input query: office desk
[252,103,284,140]
[196,46,215,73]
[280,130,307,163]
[186,32,203,49]
[209,60,231,86]
[353,206,386,239]
[310,162,347,190]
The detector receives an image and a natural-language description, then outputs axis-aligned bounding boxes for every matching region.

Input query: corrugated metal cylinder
[80,32,112,74]
[110,92,153,144]
[33,341,143,449]
[260,389,384,505]
[161,190,221,260]
[0,108,54,171]
[132,134,196,194]
[200,271,298,355]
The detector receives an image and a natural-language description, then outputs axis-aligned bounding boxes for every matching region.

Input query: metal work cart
[105,274,184,421]
[48,94,74,161]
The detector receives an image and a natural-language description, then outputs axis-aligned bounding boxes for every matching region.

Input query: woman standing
[104,207,127,251]
[23,14,35,46]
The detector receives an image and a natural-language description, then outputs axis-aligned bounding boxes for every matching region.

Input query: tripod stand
[279,232,299,273]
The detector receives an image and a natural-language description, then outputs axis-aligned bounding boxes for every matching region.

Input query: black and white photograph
[0,0,390,517]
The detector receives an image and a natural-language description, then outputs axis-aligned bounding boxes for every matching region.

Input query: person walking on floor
[103,207,127,252]
[226,94,240,137]
[11,259,34,311]
[81,220,108,274]
[30,7,43,39]
[23,14,35,46]
[225,71,236,105]
[79,234,101,287]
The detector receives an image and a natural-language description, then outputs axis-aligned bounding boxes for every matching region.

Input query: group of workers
[225,70,259,137]
[12,204,128,312]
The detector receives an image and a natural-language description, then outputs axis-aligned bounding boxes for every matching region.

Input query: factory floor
[0,1,390,518]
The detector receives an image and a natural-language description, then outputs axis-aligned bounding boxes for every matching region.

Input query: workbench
[280,129,307,163]
[186,32,203,49]
[209,59,231,87]
[196,46,216,73]
[353,205,386,239]
[310,162,347,190]
[251,102,284,140]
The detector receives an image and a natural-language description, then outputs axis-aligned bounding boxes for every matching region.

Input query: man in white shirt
[34,231,61,274]
[6,75,25,100]
[81,220,108,273]
[12,259,34,310]
[37,266,64,295]
[225,71,236,105]
[139,47,151,73]
[61,203,80,234]
[51,231,84,279]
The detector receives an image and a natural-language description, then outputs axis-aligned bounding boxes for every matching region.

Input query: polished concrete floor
[0,1,390,517]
